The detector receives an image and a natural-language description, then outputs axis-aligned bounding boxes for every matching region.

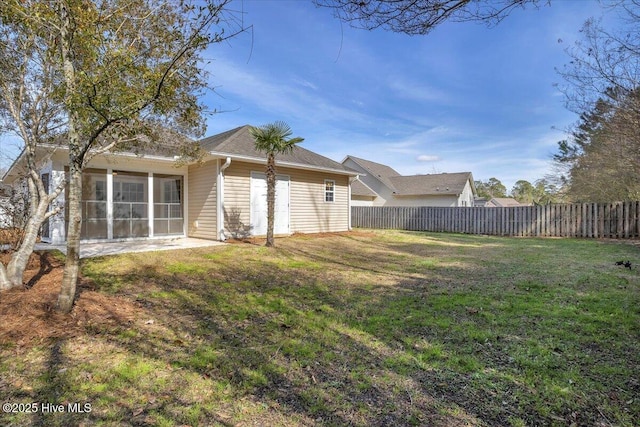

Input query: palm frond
[251,121,304,155]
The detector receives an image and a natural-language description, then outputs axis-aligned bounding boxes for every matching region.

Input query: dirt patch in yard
[0,252,138,347]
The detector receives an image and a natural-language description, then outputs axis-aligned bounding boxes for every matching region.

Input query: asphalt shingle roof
[343,155,401,191]
[201,125,356,175]
[388,172,474,196]
[344,155,474,197]
[351,179,378,197]
[487,197,526,207]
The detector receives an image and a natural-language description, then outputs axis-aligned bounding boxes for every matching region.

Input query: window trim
[324,179,335,203]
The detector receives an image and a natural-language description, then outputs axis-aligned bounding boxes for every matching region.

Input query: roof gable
[351,179,378,197]
[342,155,401,191]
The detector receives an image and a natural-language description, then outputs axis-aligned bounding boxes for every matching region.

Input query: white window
[325,180,335,203]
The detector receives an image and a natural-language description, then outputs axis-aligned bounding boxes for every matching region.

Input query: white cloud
[196,0,591,194]
[417,155,440,162]
[292,77,318,91]
[388,78,453,105]
[204,58,372,127]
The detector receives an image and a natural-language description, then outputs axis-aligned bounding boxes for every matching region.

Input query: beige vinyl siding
[187,160,217,239]
[343,157,392,206]
[223,161,350,236]
[289,170,349,233]
[458,180,475,207]
[223,161,252,237]
[351,195,375,207]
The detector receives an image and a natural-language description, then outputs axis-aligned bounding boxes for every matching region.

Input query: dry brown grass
[0,252,138,347]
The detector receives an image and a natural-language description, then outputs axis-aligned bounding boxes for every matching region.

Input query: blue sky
[0,0,615,192]
[202,0,613,191]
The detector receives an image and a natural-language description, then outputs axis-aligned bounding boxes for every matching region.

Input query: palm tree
[250,121,304,247]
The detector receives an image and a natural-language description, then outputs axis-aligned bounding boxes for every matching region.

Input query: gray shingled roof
[486,197,527,207]
[201,125,356,175]
[343,155,475,197]
[351,179,378,197]
[344,155,401,191]
[388,172,474,196]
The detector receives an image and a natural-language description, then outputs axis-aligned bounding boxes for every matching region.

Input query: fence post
[592,203,597,238]
[624,201,630,238]
[537,205,542,236]
[352,203,640,238]
[636,201,640,238]
[580,203,589,237]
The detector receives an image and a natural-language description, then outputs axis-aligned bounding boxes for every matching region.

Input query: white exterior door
[250,172,290,236]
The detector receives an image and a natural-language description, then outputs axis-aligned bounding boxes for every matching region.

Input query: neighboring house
[342,155,476,207]
[350,179,379,206]
[474,197,489,207]
[1,125,358,244]
[483,197,530,207]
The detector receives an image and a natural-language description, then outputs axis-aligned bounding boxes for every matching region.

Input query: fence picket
[351,202,640,239]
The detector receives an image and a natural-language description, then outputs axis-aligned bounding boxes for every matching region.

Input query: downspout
[217,157,231,241]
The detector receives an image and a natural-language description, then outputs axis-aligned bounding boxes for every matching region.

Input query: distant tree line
[477,2,640,205]
[319,1,640,204]
[474,178,564,205]
[554,1,640,202]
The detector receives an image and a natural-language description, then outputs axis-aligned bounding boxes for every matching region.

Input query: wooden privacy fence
[351,202,640,238]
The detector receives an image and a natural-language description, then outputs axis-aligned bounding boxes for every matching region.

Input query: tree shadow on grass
[31,338,99,427]
[74,256,489,426]
[9,233,636,426]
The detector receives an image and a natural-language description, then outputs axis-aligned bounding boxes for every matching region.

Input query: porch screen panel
[153,175,184,236]
[113,171,149,238]
[41,173,50,238]
[81,169,108,239]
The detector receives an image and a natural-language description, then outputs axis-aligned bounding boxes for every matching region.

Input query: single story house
[343,155,476,207]
[1,125,358,244]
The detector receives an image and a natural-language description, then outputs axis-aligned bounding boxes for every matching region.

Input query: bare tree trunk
[266,153,276,247]
[0,175,54,291]
[57,161,81,313]
[0,265,9,290]
[56,1,82,313]
[3,210,46,289]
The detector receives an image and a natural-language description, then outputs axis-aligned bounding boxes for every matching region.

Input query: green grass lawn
[1,230,639,426]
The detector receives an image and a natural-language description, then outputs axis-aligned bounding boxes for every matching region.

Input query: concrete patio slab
[34,238,224,259]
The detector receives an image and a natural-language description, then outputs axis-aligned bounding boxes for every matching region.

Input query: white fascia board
[38,144,182,163]
[207,151,358,176]
[91,151,179,164]
[1,148,26,181]
[393,193,458,197]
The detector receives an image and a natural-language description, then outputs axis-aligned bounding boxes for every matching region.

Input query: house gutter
[217,157,231,241]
